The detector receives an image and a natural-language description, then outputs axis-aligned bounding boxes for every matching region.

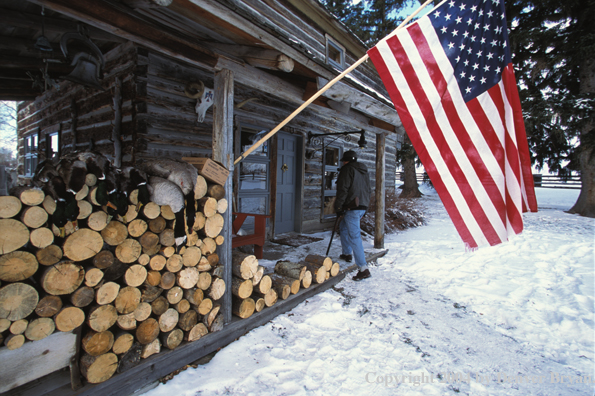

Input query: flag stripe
[402,23,504,245]
[369,45,479,247]
[412,22,510,233]
[368,0,537,248]
[381,34,494,247]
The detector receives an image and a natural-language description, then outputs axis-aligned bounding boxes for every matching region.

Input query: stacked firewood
[231,253,341,320]
[0,160,228,384]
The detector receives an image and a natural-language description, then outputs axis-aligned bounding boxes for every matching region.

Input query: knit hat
[340,150,357,162]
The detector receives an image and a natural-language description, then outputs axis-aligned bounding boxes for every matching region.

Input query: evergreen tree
[506,0,595,216]
[324,0,369,42]
[324,0,427,197]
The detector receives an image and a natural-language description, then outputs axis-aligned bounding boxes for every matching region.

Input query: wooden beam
[27,0,219,68]
[317,77,401,126]
[213,44,294,72]
[374,132,385,249]
[121,0,173,8]
[185,0,338,81]
[216,53,390,137]
[212,68,234,324]
[0,8,125,43]
[215,57,303,106]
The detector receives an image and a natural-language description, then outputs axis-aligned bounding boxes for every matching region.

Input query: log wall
[17,42,140,178]
[17,40,397,233]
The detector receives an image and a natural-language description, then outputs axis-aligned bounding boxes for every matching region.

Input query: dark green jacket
[334,160,371,212]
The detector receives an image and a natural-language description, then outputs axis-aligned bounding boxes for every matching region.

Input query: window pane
[25,136,30,154]
[237,196,267,231]
[324,171,338,191]
[329,45,341,64]
[50,133,59,157]
[325,147,339,166]
[240,162,267,190]
[323,196,337,216]
[32,135,38,149]
[241,129,269,158]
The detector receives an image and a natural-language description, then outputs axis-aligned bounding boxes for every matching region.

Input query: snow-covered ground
[143,186,594,396]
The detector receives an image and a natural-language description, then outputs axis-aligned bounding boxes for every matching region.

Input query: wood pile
[0,155,228,385]
[231,253,340,320]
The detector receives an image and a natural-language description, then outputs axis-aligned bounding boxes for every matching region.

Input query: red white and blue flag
[368,0,538,249]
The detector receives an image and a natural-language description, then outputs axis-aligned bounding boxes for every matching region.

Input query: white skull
[195,88,214,123]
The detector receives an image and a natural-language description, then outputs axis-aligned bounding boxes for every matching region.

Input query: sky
[142,184,593,396]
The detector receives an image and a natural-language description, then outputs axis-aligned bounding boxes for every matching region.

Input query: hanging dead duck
[148,176,187,250]
[137,158,198,233]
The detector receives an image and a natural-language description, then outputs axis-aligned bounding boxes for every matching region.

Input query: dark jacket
[334,160,371,212]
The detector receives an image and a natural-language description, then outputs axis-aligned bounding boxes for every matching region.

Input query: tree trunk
[252,288,277,307]
[35,294,63,317]
[177,267,199,289]
[161,328,184,350]
[232,296,255,319]
[136,318,160,345]
[178,309,198,331]
[232,277,253,299]
[158,308,179,332]
[208,278,225,300]
[166,286,183,305]
[88,304,118,332]
[133,302,152,322]
[0,282,38,320]
[304,254,332,271]
[117,239,142,264]
[96,282,120,305]
[569,54,595,218]
[115,286,141,314]
[0,251,38,282]
[36,245,63,266]
[82,330,114,356]
[0,219,29,254]
[112,332,134,355]
[71,286,95,307]
[55,306,85,332]
[80,353,118,383]
[24,317,54,341]
[274,261,306,280]
[399,135,423,198]
[0,195,21,218]
[301,270,312,289]
[186,323,208,341]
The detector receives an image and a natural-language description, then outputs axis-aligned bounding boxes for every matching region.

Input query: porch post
[213,68,234,324]
[374,132,386,248]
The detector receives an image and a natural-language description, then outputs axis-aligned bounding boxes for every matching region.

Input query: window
[326,35,345,70]
[48,132,59,160]
[24,134,38,177]
[237,126,271,231]
[321,145,342,219]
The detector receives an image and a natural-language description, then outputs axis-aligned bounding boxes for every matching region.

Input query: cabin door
[275,133,297,234]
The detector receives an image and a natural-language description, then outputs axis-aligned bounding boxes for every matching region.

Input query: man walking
[334,150,372,281]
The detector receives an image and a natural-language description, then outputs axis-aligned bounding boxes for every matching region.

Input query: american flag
[368,0,538,249]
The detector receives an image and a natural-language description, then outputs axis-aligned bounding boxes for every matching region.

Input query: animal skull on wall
[185,81,214,123]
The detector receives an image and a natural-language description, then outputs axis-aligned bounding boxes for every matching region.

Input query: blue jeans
[339,209,368,271]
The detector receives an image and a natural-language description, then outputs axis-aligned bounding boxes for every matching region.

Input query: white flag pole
[234,0,434,165]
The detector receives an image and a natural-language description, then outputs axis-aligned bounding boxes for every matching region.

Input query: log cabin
[0,0,404,393]
[4,0,404,238]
